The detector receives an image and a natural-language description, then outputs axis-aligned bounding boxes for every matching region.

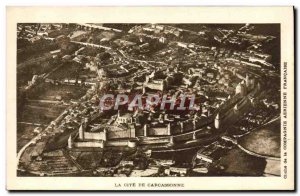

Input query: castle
[68,110,221,149]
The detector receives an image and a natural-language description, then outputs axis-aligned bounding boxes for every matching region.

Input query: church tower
[180,122,184,133]
[68,135,73,149]
[79,123,84,140]
[144,124,148,137]
[103,128,107,141]
[167,123,171,135]
[214,113,220,129]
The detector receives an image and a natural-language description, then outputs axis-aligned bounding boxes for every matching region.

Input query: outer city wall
[69,79,258,149]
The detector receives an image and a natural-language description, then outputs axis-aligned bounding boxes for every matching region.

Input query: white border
[6,6,294,191]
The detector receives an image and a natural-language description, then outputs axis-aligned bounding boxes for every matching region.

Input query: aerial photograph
[16,23,281,177]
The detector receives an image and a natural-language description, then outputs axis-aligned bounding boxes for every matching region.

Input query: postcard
[6,6,294,190]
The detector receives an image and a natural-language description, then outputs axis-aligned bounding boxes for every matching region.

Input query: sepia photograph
[6,6,294,190]
[16,22,281,177]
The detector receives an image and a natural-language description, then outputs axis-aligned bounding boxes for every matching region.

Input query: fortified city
[17,23,281,177]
